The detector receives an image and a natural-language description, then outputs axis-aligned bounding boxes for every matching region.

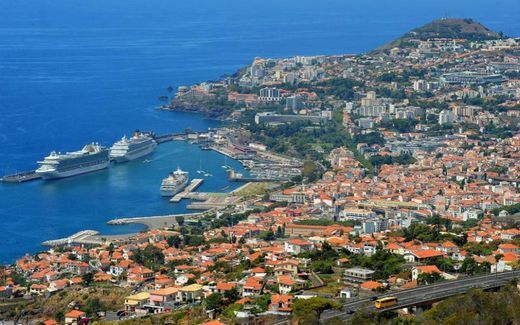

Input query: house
[412,265,442,281]
[48,279,69,293]
[125,292,150,312]
[273,260,299,277]
[250,267,267,278]
[64,310,86,325]
[145,287,179,313]
[242,277,264,297]
[269,294,293,313]
[284,223,328,237]
[336,257,350,267]
[127,266,154,286]
[109,259,133,277]
[491,260,513,273]
[94,272,113,283]
[64,261,89,276]
[178,283,204,303]
[284,239,314,254]
[498,243,519,255]
[175,273,195,286]
[30,283,47,296]
[216,282,237,295]
[339,287,358,299]
[277,275,297,294]
[407,249,446,262]
[359,281,384,291]
[439,241,459,255]
[343,267,375,283]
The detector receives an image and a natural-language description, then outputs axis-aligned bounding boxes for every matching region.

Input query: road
[320,270,520,323]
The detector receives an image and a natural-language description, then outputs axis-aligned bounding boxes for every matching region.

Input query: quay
[107,212,204,229]
[154,133,187,144]
[1,170,41,183]
[170,178,204,202]
[186,194,241,210]
[41,230,101,247]
[227,169,279,182]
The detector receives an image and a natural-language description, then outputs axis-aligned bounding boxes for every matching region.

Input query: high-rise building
[259,87,281,102]
[285,95,303,111]
[438,110,454,125]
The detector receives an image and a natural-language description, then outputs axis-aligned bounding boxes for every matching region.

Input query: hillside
[377,18,503,51]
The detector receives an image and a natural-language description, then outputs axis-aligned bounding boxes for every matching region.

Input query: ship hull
[160,179,189,197]
[160,188,182,197]
[37,161,110,180]
[110,142,157,163]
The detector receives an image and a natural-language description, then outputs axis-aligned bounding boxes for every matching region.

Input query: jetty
[170,178,204,202]
[1,170,41,183]
[41,230,102,247]
[154,133,186,144]
[107,212,204,229]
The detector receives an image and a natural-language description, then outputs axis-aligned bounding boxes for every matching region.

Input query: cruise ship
[160,167,189,196]
[109,131,157,163]
[36,143,110,180]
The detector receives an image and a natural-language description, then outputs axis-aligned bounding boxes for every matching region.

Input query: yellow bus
[374,296,398,309]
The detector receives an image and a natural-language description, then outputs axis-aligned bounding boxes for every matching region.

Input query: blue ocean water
[0,0,519,263]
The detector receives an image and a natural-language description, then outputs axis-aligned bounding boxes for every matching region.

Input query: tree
[224,287,240,303]
[276,225,284,238]
[259,229,275,241]
[83,297,104,316]
[82,272,94,286]
[54,311,65,323]
[293,297,342,325]
[167,235,182,248]
[132,245,165,270]
[176,215,185,226]
[417,272,442,285]
[421,285,520,324]
[460,257,490,275]
[205,293,223,311]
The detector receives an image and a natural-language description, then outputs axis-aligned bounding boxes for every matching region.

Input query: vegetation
[368,153,417,169]
[347,247,406,280]
[378,18,502,52]
[293,297,342,325]
[132,245,165,271]
[492,203,520,216]
[421,285,520,324]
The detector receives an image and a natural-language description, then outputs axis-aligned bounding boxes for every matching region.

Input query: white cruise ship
[109,131,157,163]
[36,143,110,180]
[160,167,189,196]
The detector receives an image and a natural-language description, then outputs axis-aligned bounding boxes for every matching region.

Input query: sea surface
[1,0,519,263]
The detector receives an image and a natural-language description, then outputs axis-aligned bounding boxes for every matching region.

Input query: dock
[170,178,204,202]
[41,230,102,247]
[107,212,205,229]
[1,170,41,183]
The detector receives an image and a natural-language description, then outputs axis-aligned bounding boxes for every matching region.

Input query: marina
[0,126,300,261]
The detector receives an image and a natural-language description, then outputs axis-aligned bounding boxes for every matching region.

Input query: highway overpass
[320,270,520,323]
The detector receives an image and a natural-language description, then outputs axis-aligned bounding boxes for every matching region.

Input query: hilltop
[377,18,503,51]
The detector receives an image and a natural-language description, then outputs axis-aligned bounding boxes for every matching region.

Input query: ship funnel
[134,130,140,139]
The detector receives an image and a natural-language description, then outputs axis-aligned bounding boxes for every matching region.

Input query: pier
[107,212,204,229]
[41,230,102,247]
[154,133,186,144]
[1,170,41,183]
[186,194,241,210]
[170,178,204,202]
